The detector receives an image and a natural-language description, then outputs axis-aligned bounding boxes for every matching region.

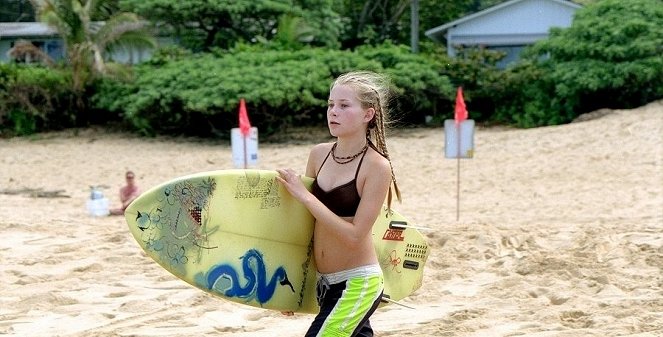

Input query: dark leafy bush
[492,61,563,127]
[0,64,76,136]
[440,46,506,123]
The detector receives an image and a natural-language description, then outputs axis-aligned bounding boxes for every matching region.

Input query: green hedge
[92,45,453,137]
[0,64,76,136]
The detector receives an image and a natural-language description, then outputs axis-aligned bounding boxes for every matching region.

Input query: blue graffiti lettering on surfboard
[202,249,294,305]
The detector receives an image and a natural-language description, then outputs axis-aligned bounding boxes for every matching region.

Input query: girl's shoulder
[306,142,334,175]
[365,145,391,170]
[310,142,334,157]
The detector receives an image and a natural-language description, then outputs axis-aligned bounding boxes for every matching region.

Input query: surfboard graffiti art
[132,177,218,275]
[198,249,295,306]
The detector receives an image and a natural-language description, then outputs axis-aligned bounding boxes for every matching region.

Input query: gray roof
[425,0,582,42]
[0,22,58,38]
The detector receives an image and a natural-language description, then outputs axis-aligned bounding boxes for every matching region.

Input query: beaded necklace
[330,142,368,164]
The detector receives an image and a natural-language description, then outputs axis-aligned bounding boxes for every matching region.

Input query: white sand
[1,101,661,336]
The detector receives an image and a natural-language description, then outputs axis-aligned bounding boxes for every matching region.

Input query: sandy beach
[1,100,661,337]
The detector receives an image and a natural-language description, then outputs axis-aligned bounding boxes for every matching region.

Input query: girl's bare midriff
[314,216,379,274]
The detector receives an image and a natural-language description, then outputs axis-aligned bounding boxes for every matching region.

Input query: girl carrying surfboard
[277,71,400,337]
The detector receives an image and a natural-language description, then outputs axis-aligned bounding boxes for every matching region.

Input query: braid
[369,101,401,210]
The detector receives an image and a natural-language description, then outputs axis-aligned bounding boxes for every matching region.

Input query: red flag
[238,98,251,136]
[454,87,468,125]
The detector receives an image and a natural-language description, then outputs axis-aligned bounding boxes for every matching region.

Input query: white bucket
[86,187,109,216]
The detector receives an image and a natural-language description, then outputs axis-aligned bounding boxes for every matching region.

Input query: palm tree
[271,14,315,50]
[30,0,156,94]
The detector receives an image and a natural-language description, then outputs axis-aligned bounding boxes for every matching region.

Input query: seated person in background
[110,171,141,215]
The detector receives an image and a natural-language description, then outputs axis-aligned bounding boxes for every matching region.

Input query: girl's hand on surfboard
[276,169,309,202]
[281,311,294,316]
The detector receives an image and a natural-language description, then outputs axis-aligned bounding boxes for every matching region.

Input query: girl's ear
[364,107,376,123]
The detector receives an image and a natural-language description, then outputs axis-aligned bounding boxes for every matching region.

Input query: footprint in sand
[448,308,486,322]
[244,310,273,321]
[546,292,570,305]
[73,263,104,273]
[560,310,593,328]
[106,291,131,298]
[214,326,247,333]
[18,292,78,311]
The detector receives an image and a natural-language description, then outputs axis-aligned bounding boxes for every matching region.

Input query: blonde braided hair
[331,71,401,209]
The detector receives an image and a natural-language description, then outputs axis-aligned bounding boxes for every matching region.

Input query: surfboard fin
[381,295,415,309]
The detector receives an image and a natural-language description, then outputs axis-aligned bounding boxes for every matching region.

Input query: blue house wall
[425,0,581,68]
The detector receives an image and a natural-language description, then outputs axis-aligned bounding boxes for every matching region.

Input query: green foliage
[118,0,509,51]
[21,0,659,136]
[440,46,506,122]
[357,42,453,122]
[491,61,562,127]
[336,0,510,49]
[292,0,342,49]
[0,64,76,136]
[497,0,663,128]
[571,0,599,7]
[120,0,341,51]
[255,14,316,51]
[92,45,452,136]
[1,0,35,22]
[334,0,410,48]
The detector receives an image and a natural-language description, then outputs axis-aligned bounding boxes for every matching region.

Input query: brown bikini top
[311,146,367,217]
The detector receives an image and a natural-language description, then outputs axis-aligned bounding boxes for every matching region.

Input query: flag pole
[456,124,461,222]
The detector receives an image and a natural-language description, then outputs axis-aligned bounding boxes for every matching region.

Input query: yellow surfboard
[125,170,429,314]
